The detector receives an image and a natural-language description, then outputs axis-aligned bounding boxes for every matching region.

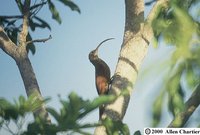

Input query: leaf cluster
[0,92,129,135]
[151,0,200,127]
[102,118,130,135]
[0,0,80,54]
[0,94,46,121]
[0,94,48,135]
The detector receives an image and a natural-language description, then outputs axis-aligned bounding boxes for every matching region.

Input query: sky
[0,0,174,134]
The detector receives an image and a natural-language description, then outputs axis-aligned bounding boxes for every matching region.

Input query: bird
[89,38,114,119]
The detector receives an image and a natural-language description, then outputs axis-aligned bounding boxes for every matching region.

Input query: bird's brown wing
[96,76,109,95]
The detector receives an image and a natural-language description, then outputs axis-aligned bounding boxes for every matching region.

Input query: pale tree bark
[94,0,169,134]
[0,0,51,123]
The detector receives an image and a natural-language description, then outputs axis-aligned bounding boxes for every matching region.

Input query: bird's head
[89,49,98,61]
[88,38,114,62]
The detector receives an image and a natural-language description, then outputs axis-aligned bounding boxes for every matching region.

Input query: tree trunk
[0,0,51,123]
[105,0,146,120]
[0,26,51,123]
[94,0,148,134]
[104,0,147,120]
[94,0,170,134]
[15,52,51,123]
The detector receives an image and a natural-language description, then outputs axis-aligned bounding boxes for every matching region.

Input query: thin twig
[30,1,47,11]
[30,1,47,18]
[0,1,46,20]
[0,15,23,19]
[4,121,15,135]
[26,35,52,45]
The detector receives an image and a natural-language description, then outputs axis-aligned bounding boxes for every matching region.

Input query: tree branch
[0,26,17,58]
[19,0,30,47]
[142,0,169,43]
[29,1,48,17]
[26,35,52,45]
[30,1,47,11]
[0,1,47,20]
[0,15,23,19]
[168,84,200,127]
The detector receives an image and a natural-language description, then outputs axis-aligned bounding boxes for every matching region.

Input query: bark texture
[104,0,147,120]
[16,54,51,122]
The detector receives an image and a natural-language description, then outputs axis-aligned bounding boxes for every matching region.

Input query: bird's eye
[91,51,95,55]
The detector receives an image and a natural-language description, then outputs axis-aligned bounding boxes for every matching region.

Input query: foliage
[133,130,142,135]
[151,0,200,127]
[102,118,130,135]
[0,94,49,135]
[0,0,80,54]
[0,92,129,135]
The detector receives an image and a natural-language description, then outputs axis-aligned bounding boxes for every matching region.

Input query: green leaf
[26,33,36,54]
[34,16,51,30]
[79,95,116,118]
[102,117,130,135]
[11,28,18,44]
[152,0,196,48]
[26,122,40,134]
[166,63,185,116]
[89,95,116,109]
[47,0,62,24]
[15,0,23,13]
[29,18,36,31]
[185,67,199,89]
[152,91,164,127]
[152,36,159,48]
[47,108,60,123]
[57,0,81,13]
[0,98,18,120]
[19,95,26,106]
[29,16,52,31]
[0,93,129,134]
[134,130,142,135]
